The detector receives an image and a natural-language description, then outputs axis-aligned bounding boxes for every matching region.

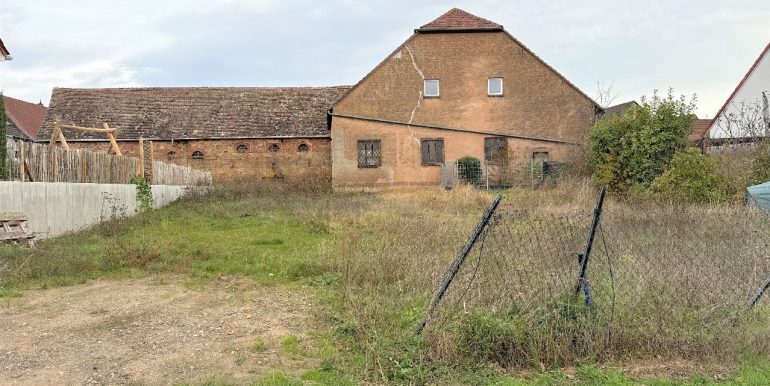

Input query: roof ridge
[417,8,503,32]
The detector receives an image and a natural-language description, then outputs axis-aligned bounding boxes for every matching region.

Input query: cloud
[0,0,768,117]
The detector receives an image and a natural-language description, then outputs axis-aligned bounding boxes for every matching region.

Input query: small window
[533,152,549,163]
[191,151,204,159]
[357,140,381,168]
[268,143,280,152]
[236,144,249,153]
[298,143,309,152]
[488,77,503,96]
[420,139,444,166]
[166,151,177,160]
[484,137,507,163]
[424,79,440,97]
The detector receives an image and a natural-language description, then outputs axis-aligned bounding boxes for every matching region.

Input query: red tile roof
[417,8,503,32]
[689,118,712,143]
[706,41,770,136]
[4,96,47,140]
[0,38,9,58]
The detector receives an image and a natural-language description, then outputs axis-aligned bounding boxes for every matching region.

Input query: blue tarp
[747,180,770,211]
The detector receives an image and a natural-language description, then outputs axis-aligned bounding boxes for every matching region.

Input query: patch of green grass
[250,337,268,353]
[280,335,303,357]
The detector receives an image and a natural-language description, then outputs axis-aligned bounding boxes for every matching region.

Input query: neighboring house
[0,38,10,61]
[689,118,712,152]
[38,87,350,182]
[600,101,639,118]
[329,8,601,190]
[708,41,770,141]
[4,96,47,141]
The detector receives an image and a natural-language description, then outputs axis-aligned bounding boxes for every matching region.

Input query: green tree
[651,148,726,203]
[0,94,7,180]
[589,89,697,192]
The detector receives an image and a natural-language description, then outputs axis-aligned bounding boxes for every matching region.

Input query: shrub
[751,141,770,185]
[457,156,482,185]
[589,89,697,192]
[651,148,727,203]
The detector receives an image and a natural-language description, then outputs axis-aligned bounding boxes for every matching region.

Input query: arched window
[166,151,177,159]
[268,143,280,152]
[297,143,309,152]
[191,151,204,159]
[236,144,249,153]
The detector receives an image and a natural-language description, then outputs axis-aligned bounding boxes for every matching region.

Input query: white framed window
[488,77,503,96]
[424,79,440,97]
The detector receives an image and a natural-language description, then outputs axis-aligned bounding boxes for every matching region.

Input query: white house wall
[710,45,770,139]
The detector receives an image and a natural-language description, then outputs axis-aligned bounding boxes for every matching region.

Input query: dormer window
[424,79,440,97]
[488,77,503,96]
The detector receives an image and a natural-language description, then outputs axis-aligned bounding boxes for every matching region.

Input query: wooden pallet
[0,212,36,247]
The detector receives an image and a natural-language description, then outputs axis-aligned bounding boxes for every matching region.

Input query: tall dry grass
[330,180,770,380]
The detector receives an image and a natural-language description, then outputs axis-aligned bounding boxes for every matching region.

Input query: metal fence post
[415,194,503,335]
[575,186,607,295]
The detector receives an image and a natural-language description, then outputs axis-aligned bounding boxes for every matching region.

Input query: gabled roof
[0,38,10,59]
[334,8,601,110]
[4,96,47,140]
[39,86,351,141]
[601,101,639,118]
[417,8,503,32]
[707,41,770,134]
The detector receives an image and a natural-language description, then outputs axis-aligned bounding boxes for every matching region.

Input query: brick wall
[64,138,331,183]
[331,31,596,189]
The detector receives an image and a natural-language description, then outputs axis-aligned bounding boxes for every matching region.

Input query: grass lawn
[2,182,770,385]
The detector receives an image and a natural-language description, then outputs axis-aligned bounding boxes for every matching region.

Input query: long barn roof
[39,86,351,141]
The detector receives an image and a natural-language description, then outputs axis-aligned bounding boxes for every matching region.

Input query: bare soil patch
[0,276,317,385]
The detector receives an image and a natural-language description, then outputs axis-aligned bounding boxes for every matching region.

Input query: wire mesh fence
[441,159,569,190]
[419,189,770,365]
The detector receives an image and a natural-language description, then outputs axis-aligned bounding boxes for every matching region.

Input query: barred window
[484,137,507,163]
[191,151,204,159]
[298,143,309,152]
[357,140,381,168]
[268,143,280,152]
[420,139,444,165]
[236,144,249,153]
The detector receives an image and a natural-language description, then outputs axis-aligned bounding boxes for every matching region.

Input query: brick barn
[39,87,350,182]
[329,8,602,189]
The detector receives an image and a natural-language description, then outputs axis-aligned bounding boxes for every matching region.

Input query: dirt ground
[0,276,317,385]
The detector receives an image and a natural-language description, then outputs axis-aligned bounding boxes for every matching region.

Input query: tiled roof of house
[39,86,351,141]
[689,118,712,143]
[601,101,640,118]
[4,96,47,140]
[417,8,503,32]
[0,38,9,58]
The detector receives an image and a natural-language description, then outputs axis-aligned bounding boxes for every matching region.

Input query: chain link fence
[418,190,770,366]
[441,159,569,190]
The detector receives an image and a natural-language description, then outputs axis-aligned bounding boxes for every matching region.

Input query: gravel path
[0,276,316,385]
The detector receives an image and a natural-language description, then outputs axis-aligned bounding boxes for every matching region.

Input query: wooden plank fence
[4,139,212,186]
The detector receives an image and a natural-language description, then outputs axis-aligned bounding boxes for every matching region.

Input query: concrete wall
[331,31,596,188]
[0,182,191,239]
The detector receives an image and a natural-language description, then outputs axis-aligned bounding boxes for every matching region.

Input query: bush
[589,89,697,192]
[457,156,482,185]
[751,141,770,185]
[651,148,727,203]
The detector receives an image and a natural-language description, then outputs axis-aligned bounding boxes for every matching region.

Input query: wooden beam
[19,141,25,182]
[138,137,145,177]
[104,123,122,156]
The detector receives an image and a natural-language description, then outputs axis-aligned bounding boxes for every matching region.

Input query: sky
[0,0,768,118]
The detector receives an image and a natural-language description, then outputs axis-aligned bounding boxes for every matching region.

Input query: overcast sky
[0,0,768,117]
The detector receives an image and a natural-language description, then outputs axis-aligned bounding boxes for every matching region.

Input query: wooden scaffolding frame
[50,122,123,156]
